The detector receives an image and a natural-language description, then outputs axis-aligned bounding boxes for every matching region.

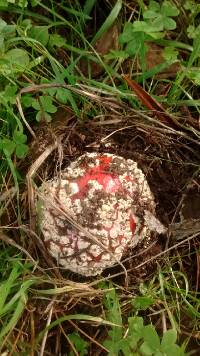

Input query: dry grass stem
[16,96,36,139]
[39,300,55,356]
[90,231,200,286]
[0,230,38,266]
[69,319,109,353]
[27,141,60,230]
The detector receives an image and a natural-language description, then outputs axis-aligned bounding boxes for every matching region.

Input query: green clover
[143,0,180,31]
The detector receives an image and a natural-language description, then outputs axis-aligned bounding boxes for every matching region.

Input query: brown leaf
[79,23,119,78]
[94,23,119,56]
[181,190,200,220]
[170,219,200,240]
[123,75,176,127]
[145,42,181,79]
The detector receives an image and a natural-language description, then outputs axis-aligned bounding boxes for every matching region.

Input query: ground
[0,1,200,355]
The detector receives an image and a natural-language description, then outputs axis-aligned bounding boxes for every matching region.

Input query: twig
[39,300,55,356]
[16,96,36,139]
[0,230,38,266]
[90,231,200,285]
[26,141,59,230]
[69,319,109,353]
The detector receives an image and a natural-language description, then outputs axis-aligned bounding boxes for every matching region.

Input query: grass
[0,0,200,354]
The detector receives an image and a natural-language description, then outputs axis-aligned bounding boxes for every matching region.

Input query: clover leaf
[15,144,28,158]
[143,0,180,31]
[48,34,66,50]
[35,111,52,122]
[0,131,28,159]
[13,130,28,158]
[132,296,154,311]
[140,324,161,354]
[3,84,18,105]
[119,24,149,64]
[163,46,178,62]
[28,25,49,46]
[32,95,57,113]
[0,138,16,156]
[32,95,57,122]
[68,332,89,356]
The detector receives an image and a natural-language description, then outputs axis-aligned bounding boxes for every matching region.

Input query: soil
[17,104,199,275]
[2,100,200,353]
[1,1,200,354]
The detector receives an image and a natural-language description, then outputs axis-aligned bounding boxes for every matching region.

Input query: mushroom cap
[38,152,157,276]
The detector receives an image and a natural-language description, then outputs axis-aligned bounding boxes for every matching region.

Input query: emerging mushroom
[37,152,165,276]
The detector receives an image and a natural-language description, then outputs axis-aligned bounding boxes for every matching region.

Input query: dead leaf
[180,190,200,220]
[123,75,177,127]
[145,42,181,79]
[170,219,200,240]
[94,23,119,56]
[79,23,119,78]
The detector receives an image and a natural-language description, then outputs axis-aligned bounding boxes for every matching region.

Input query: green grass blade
[59,3,91,19]
[188,35,200,67]
[1,279,35,316]
[0,295,26,342]
[83,0,97,16]
[0,266,19,315]
[0,6,52,23]
[37,314,121,343]
[91,0,122,44]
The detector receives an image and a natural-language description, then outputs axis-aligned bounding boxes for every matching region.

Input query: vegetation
[0,0,200,354]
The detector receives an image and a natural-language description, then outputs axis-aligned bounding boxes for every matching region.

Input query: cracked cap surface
[38,152,157,276]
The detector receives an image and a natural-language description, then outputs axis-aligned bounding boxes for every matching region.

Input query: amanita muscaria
[37,153,165,276]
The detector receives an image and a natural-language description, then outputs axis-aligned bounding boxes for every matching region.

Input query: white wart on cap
[38,152,165,276]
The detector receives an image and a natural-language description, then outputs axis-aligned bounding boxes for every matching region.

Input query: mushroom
[37,152,165,276]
